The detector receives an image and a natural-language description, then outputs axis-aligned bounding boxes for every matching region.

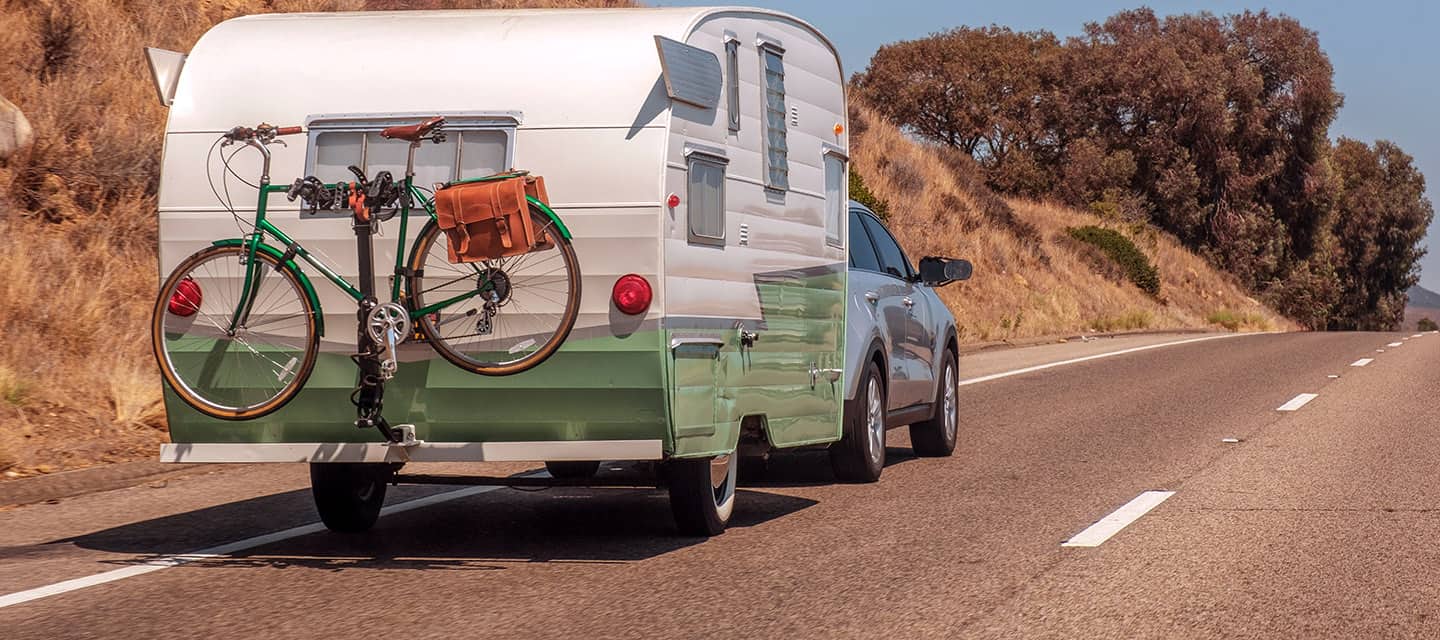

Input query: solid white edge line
[1350,358,1373,367]
[959,332,1265,387]
[0,474,542,610]
[1062,490,1175,547]
[1276,393,1319,412]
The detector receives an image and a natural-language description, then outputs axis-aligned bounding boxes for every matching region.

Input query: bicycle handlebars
[222,123,303,145]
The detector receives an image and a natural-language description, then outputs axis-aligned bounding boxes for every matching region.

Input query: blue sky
[658,0,1440,291]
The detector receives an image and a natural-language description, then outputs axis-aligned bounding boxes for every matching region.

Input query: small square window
[687,153,727,245]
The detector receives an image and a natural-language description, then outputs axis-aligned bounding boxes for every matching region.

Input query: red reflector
[667,193,680,208]
[168,277,202,317]
[612,274,652,315]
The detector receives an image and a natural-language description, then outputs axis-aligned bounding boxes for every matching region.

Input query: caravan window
[307,121,510,188]
[824,152,846,247]
[725,38,741,132]
[687,152,727,245]
[761,45,788,191]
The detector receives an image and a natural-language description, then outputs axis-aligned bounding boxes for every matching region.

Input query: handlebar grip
[276,126,303,136]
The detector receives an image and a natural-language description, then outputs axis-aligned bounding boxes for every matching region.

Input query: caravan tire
[310,463,392,533]
[667,454,737,536]
[545,460,600,479]
[909,350,959,457]
[830,360,886,483]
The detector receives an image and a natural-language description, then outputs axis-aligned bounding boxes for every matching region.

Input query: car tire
[910,349,959,457]
[830,359,886,483]
[668,454,738,536]
[544,461,601,479]
[310,463,392,533]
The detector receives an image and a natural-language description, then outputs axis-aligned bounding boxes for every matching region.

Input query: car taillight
[168,277,202,317]
[612,274,652,315]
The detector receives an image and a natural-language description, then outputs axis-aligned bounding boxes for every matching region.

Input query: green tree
[1328,139,1435,330]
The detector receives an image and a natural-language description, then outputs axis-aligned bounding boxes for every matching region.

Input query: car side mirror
[919,256,972,287]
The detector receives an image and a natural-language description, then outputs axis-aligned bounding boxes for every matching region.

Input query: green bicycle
[151,117,582,421]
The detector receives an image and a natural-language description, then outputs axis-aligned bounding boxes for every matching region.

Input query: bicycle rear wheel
[151,244,319,420]
[407,206,581,375]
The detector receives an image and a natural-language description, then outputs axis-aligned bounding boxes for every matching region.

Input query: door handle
[864,291,879,304]
[902,297,915,308]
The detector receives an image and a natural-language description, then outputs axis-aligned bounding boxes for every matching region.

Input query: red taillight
[612,274,652,315]
[168,277,202,317]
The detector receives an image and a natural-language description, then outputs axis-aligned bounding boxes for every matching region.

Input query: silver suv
[833,201,972,483]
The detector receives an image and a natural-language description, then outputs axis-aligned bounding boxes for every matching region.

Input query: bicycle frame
[221,134,575,338]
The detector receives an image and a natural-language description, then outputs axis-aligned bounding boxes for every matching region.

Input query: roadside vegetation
[1420,318,1439,332]
[1064,226,1161,297]
[848,104,1287,344]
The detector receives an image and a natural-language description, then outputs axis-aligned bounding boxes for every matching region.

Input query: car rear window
[848,210,882,272]
[860,214,913,280]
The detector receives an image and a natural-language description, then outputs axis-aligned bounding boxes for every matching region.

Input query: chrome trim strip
[160,439,665,463]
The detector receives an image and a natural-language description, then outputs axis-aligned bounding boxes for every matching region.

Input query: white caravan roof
[168,7,838,132]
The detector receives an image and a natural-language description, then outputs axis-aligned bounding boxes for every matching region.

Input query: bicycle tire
[151,244,320,420]
[407,206,581,376]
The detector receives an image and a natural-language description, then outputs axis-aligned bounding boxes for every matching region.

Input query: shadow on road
[56,475,819,570]
[740,446,919,488]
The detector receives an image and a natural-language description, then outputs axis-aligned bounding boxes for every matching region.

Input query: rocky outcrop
[0,95,34,159]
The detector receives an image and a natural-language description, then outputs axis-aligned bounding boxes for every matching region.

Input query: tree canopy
[854,8,1433,329]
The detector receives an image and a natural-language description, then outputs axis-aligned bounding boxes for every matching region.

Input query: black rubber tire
[545,460,601,479]
[310,463,392,533]
[830,360,886,483]
[910,349,959,457]
[151,244,319,421]
[406,207,582,376]
[667,455,737,536]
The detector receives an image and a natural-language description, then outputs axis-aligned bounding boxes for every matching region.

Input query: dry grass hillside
[849,105,1292,343]
[0,0,635,477]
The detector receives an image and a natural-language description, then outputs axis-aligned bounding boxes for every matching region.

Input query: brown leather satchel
[433,176,537,263]
[523,175,556,251]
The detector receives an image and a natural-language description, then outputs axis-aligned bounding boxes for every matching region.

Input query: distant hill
[1408,284,1440,309]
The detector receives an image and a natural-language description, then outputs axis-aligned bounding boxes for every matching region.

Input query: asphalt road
[1,331,1437,639]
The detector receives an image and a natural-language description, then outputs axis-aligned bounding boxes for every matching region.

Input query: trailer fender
[211,238,326,337]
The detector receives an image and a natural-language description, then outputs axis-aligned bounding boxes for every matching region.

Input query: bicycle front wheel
[407,207,581,376]
[151,244,319,420]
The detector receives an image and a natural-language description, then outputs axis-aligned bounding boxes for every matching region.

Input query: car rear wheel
[668,454,737,536]
[831,360,886,483]
[910,349,959,457]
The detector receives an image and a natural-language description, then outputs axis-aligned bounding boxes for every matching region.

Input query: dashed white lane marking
[1062,491,1176,547]
[959,333,1263,387]
[0,477,538,610]
[1387,342,1404,347]
[1351,358,1374,367]
[1277,393,1319,411]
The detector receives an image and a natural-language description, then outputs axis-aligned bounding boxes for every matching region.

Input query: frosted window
[824,153,845,247]
[459,130,508,178]
[726,39,741,132]
[313,132,363,182]
[687,154,726,244]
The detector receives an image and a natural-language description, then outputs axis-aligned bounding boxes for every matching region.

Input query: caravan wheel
[310,463,392,533]
[667,454,737,536]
